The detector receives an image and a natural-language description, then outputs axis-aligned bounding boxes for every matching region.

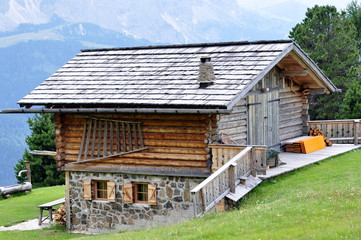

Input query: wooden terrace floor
[258,144,361,180]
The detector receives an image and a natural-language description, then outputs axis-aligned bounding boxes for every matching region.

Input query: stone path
[0,218,52,231]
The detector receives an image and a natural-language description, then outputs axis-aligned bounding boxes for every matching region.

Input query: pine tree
[14,114,64,187]
[289,5,360,120]
[340,80,361,119]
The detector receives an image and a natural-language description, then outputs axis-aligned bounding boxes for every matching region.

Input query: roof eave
[291,43,338,93]
[1,107,231,115]
[226,42,295,110]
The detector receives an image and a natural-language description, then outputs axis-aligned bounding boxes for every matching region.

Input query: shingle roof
[17,40,336,110]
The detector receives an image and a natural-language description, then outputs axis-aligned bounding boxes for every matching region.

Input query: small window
[134,183,148,203]
[122,183,157,205]
[83,180,115,202]
[94,180,107,200]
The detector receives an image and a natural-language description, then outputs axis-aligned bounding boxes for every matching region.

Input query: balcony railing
[309,119,360,145]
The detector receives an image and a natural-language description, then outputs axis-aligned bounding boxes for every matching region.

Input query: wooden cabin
[10,40,338,232]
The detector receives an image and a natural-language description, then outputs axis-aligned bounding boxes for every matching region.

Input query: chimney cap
[200,56,211,63]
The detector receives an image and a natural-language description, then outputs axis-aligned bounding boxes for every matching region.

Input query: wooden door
[247,91,279,147]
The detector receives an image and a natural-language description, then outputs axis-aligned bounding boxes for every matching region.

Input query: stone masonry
[69,171,204,233]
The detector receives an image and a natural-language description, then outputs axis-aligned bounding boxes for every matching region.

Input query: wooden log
[65,157,206,167]
[0,182,32,198]
[68,113,211,121]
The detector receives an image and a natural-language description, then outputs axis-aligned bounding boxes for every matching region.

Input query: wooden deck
[258,144,361,180]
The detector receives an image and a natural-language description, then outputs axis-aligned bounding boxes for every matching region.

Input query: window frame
[83,180,116,202]
[93,180,108,201]
[133,182,149,204]
[122,182,157,205]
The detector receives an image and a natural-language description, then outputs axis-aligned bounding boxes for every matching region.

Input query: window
[94,180,107,200]
[122,183,156,205]
[134,183,148,203]
[83,180,115,202]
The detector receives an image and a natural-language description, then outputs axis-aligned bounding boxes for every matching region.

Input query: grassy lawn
[0,149,360,239]
[0,185,65,226]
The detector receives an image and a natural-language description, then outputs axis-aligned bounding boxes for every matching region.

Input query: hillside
[0,149,360,239]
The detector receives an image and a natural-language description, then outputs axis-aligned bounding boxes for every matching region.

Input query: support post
[354,120,360,145]
[65,171,71,230]
[228,163,236,194]
[251,147,256,177]
[25,161,31,183]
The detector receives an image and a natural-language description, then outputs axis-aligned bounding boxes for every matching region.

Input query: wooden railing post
[228,163,236,194]
[25,161,31,183]
[355,120,360,145]
[251,147,256,177]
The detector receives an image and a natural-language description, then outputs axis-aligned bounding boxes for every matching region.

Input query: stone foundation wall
[69,172,204,233]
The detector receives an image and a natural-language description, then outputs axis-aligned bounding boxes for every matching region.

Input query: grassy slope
[0,185,65,226]
[0,149,360,239]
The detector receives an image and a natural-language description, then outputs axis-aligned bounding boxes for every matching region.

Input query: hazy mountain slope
[0,20,151,186]
[0,0,306,43]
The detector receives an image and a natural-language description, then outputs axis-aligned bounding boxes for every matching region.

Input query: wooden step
[226,176,262,202]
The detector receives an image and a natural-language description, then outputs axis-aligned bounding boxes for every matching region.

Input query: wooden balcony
[208,144,267,173]
[309,119,360,145]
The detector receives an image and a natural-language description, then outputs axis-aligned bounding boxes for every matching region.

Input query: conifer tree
[14,114,64,187]
[289,5,360,119]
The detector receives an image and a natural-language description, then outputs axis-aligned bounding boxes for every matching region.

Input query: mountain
[0,0,312,44]
[0,16,152,187]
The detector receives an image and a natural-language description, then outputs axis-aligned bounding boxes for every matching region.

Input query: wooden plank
[121,122,126,152]
[116,122,120,153]
[97,120,102,158]
[65,171,71,230]
[127,123,133,151]
[110,121,114,155]
[83,118,92,160]
[77,119,87,161]
[91,119,97,159]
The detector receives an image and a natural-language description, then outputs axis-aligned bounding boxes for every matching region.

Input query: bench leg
[39,208,43,226]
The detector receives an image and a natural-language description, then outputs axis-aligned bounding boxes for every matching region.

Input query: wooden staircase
[226,175,262,202]
[191,145,266,217]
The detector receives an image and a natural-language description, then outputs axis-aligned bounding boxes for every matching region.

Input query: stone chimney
[198,56,215,87]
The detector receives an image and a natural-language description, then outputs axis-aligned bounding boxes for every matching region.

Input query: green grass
[0,185,65,226]
[1,149,360,239]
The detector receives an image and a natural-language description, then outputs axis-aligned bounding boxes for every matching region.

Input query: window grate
[76,117,146,163]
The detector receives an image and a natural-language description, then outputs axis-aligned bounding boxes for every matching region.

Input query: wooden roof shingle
[18,40,337,110]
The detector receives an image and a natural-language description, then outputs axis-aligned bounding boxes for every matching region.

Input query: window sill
[132,203,150,207]
[92,200,110,203]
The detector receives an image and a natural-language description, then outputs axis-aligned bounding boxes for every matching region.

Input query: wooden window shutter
[122,183,133,204]
[148,184,157,205]
[107,182,116,202]
[83,180,92,200]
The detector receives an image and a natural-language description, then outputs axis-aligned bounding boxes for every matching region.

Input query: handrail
[191,147,252,193]
[191,147,254,217]
[309,119,360,145]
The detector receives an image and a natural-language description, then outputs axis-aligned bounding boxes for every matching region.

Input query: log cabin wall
[279,80,309,142]
[54,113,217,171]
[217,66,310,146]
[217,99,247,145]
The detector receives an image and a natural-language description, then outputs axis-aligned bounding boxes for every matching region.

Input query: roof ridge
[81,39,294,52]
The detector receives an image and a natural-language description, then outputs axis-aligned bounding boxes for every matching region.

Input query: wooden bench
[37,198,65,225]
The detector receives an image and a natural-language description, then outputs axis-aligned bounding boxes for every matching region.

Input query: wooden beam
[65,171,71,230]
[280,70,309,77]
